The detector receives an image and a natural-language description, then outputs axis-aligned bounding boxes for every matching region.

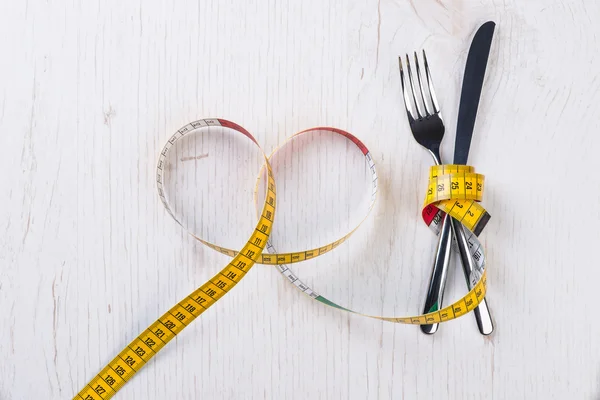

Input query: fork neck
[428,147,443,166]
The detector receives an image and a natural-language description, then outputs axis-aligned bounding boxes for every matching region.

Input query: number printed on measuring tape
[75,119,490,399]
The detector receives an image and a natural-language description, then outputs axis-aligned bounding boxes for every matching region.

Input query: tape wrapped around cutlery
[422,165,490,237]
[75,119,490,400]
[421,164,489,287]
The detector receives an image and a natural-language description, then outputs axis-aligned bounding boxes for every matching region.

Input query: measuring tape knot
[421,164,490,236]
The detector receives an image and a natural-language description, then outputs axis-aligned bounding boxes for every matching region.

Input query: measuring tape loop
[420,164,490,291]
[422,164,490,237]
[75,119,490,399]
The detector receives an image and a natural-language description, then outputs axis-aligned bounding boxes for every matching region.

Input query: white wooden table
[1,0,599,399]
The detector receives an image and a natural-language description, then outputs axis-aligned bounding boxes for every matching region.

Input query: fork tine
[422,50,440,115]
[405,54,424,120]
[413,51,432,117]
[399,56,417,121]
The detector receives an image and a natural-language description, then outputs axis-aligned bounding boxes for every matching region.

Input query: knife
[421,21,496,335]
[451,21,496,335]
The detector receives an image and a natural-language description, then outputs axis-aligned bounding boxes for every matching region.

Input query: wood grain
[1,0,599,399]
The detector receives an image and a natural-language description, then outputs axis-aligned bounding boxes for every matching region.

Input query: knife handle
[450,219,495,335]
[420,212,453,334]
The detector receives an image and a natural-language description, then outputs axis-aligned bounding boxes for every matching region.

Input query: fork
[399,50,488,334]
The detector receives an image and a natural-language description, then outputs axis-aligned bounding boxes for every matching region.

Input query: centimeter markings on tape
[75,119,490,399]
[76,119,276,400]
[422,165,490,234]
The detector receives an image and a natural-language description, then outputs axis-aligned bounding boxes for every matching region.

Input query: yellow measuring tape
[75,119,490,399]
[422,164,490,236]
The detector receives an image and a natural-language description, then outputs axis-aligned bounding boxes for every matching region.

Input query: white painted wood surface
[1,0,599,398]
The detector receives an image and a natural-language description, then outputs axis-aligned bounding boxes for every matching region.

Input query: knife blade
[454,21,495,165]
[451,20,496,335]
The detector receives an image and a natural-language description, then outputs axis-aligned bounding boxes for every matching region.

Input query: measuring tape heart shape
[75,118,490,400]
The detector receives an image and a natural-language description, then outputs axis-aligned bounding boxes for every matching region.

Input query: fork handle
[451,219,494,335]
[420,212,453,334]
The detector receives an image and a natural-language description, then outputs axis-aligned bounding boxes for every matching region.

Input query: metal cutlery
[451,21,496,335]
[399,51,454,334]
[399,21,496,335]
